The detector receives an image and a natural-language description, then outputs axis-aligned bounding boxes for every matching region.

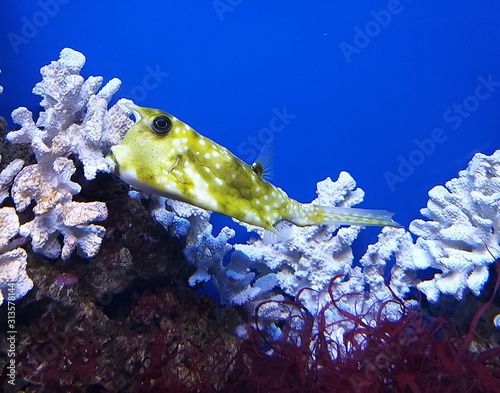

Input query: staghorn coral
[6,48,133,260]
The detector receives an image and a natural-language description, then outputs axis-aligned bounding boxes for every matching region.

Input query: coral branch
[7,48,132,261]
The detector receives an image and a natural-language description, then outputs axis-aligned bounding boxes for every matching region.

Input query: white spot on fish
[204,152,211,159]
[184,167,194,177]
[199,139,206,146]
[245,211,255,221]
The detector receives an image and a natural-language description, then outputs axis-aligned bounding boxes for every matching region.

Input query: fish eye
[151,115,172,134]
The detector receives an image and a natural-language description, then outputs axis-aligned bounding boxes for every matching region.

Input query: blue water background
[1,1,500,252]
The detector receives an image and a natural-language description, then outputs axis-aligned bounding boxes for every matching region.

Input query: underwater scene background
[2,0,500,236]
[1,1,500,392]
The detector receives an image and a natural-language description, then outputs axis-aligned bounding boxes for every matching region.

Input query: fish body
[107,104,400,232]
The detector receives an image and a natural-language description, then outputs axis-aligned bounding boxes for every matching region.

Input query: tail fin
[315,206,401,227]
[288,204,401,228]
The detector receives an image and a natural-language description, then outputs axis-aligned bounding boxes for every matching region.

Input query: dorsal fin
[251,139,275,181]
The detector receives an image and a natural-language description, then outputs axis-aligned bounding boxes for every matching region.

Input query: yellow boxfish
[107,103,400,234]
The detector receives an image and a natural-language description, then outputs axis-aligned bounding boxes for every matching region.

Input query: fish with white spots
[107,103,400,235]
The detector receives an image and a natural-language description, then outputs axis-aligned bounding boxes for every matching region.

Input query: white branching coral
[409,150,500,302]
[232,173,366,312]
[8,48,132,180]
[0,207,33,305]
[185,224,279,306]
[360,227,417,302]
[0,156,32,305]
[7,48,133,260]
[0,155,24,205]
[361,150,500,304]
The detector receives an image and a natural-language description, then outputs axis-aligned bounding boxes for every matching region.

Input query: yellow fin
[315,206,402,227]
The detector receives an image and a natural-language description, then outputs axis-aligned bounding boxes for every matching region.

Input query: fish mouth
[105,150,119,174]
